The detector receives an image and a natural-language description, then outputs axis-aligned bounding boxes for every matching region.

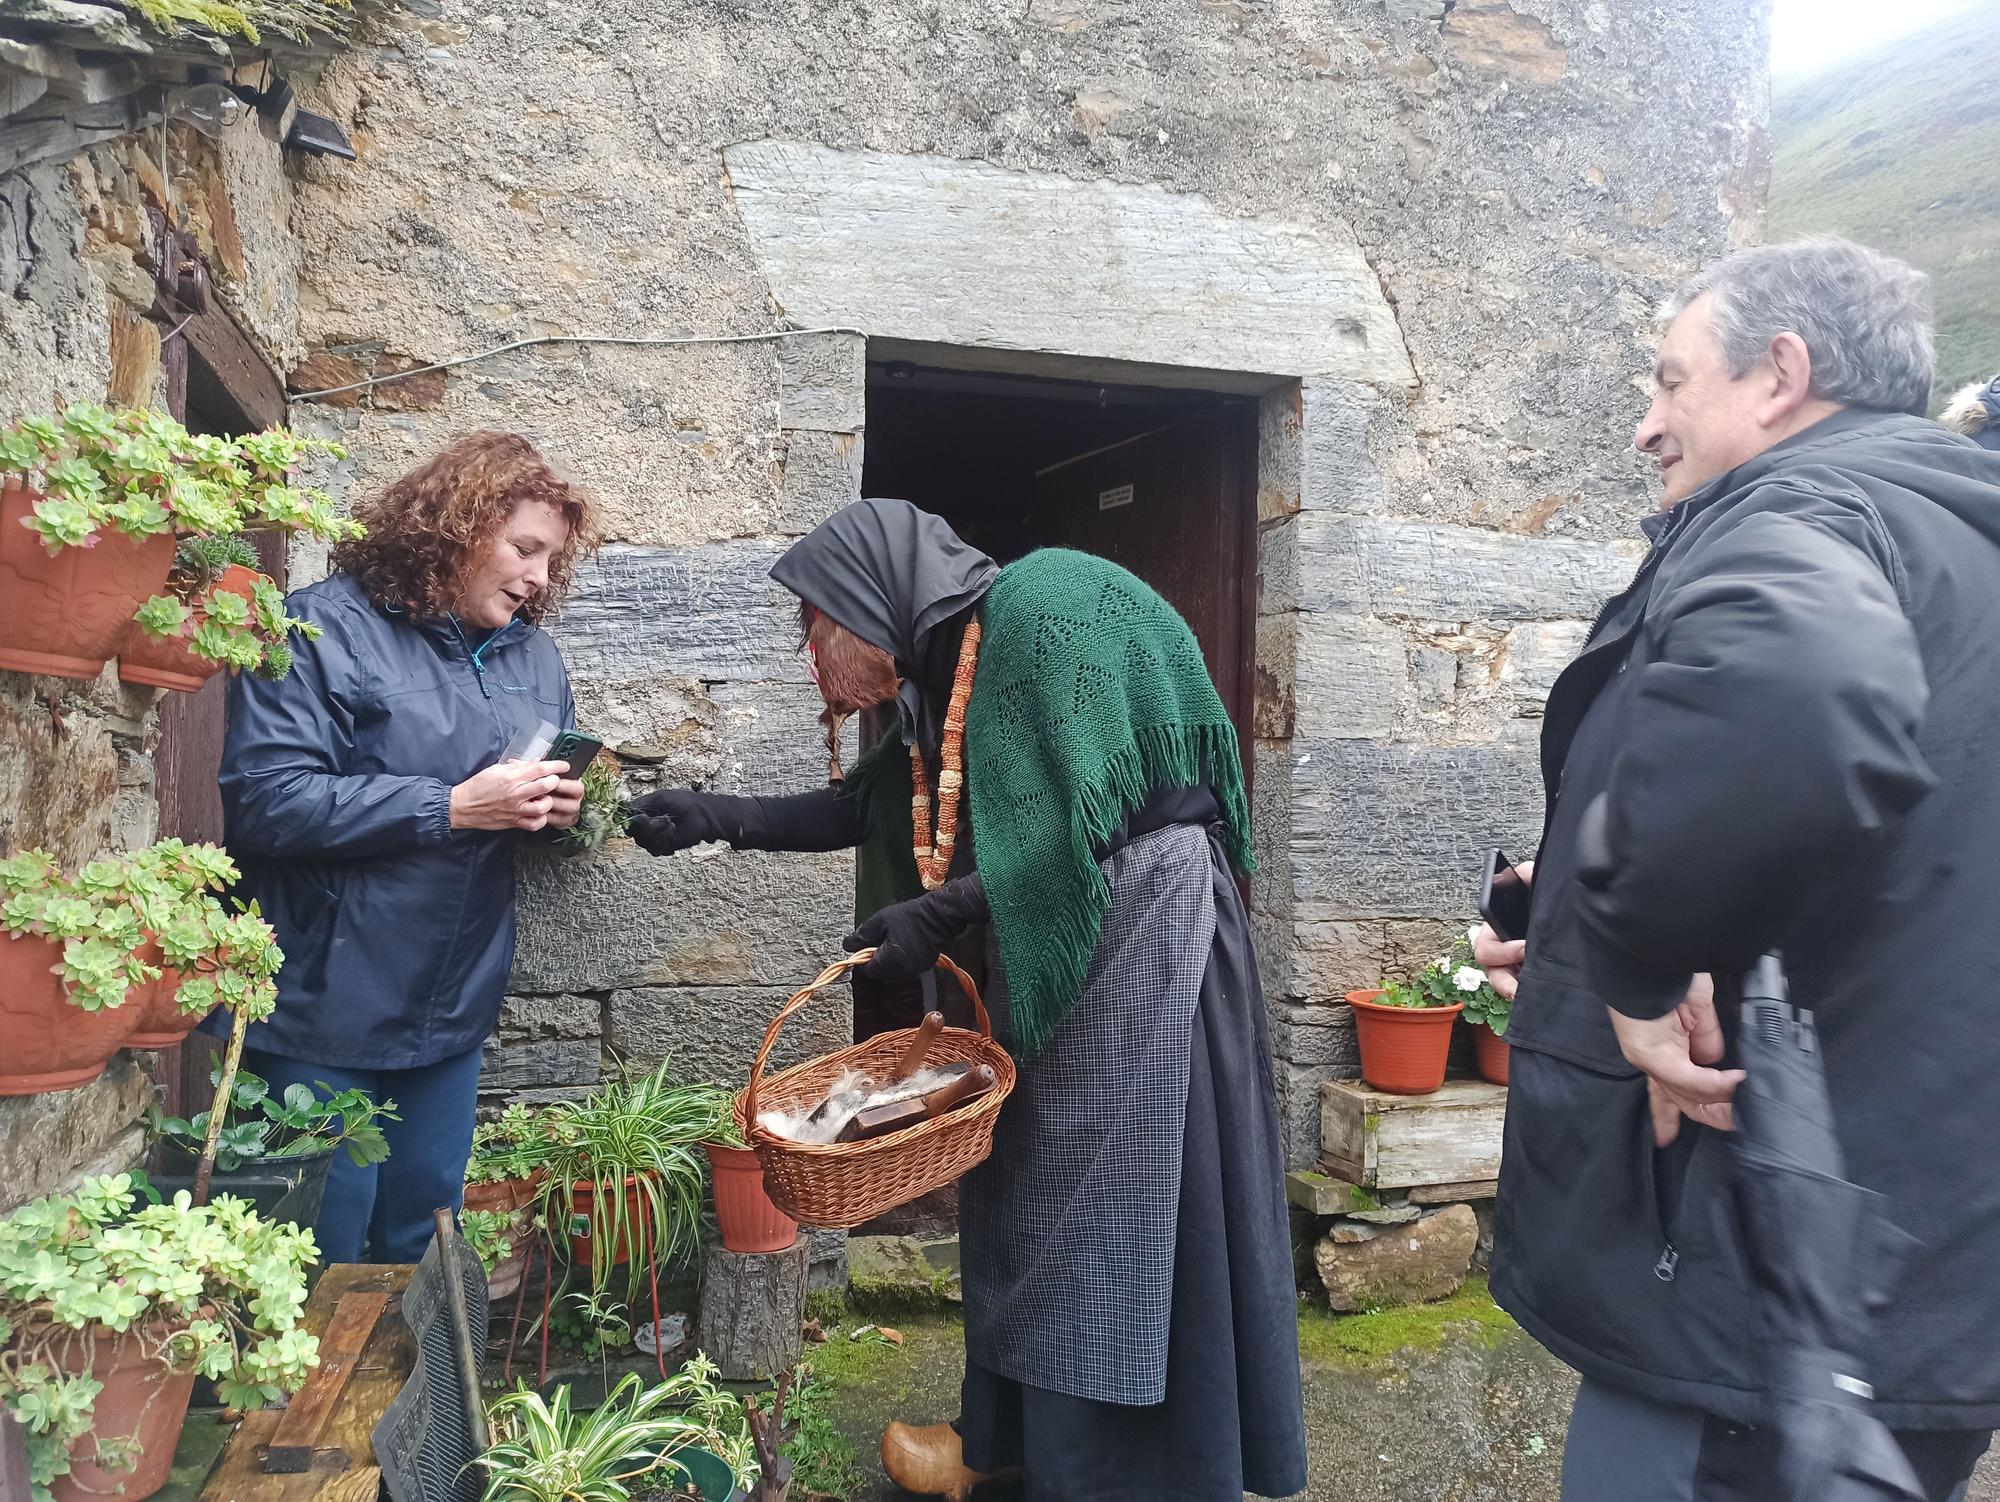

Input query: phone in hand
[1478,847,1533,942]
[545,729,604,779]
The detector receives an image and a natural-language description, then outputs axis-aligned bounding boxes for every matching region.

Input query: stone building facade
[2,0,1770,1209]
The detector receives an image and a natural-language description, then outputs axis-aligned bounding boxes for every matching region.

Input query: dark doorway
[862,362,1259,752]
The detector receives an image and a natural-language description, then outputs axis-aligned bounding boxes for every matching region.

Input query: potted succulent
[119,536,319,692]
[539,1063,718,1304]
[1347,953,1467,1096]
[701,1097,796,1257]
[148,1065,398,1230]
[0,404,354,682]
[0,842,282,1096]
[465,1104,561,1297]
[1451,930,1512,1085]
[0,1173,320,1502]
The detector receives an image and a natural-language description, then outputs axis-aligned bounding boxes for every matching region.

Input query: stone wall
[284,0,1769,1168]
[0,122,304,1211]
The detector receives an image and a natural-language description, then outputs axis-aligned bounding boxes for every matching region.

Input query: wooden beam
[264,1291,392,1474]
[183,293,287,432]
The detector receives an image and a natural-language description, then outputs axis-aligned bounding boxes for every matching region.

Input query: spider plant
[537,1063,727,1303]
[477,1363,742,1502]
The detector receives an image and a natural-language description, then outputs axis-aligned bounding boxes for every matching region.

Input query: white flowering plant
[1376,934,1508,1034]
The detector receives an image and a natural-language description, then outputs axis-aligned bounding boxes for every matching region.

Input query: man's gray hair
[1659,237,1934,416]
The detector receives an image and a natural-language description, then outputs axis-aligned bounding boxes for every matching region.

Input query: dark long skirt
[957,828,1307,1502]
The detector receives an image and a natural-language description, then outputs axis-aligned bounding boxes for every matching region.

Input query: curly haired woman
[215,432,599,1262]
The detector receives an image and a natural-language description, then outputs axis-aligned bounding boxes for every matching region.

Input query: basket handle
[742,951,991,1130]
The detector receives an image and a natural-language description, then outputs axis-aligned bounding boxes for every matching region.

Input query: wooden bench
[200,1264,415,1502]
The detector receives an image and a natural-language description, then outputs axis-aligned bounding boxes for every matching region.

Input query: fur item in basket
[758,1062,972,1145]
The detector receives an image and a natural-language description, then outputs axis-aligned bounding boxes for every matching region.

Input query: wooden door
[1027,406,1257,767]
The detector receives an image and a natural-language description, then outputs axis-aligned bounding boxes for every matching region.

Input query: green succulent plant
[0,1174,320,1502]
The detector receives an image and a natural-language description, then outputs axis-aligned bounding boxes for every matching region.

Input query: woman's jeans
[241,1044,485,1264]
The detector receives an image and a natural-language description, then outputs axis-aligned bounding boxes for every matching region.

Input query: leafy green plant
[0,405,353,553]
[127,0,356,44]
[149,1066,398,1175]
[461,1209,520,1278]
[0,841,279,1019]
[478,1364,742,1502]
[134,536,320,680]
[775,1366,859,1501]
[467,1103,562,1187]
[558,753,632,853]
[537,1063,722,1304]
[0,1174,320,1502]
[1376,933,1508,1030]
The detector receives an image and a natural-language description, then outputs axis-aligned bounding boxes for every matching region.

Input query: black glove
[625,786,867,856]
[844,872,990,979]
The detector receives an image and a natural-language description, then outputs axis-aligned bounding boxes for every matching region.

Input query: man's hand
[1471,860,1533,1000]
[1608,974,1746,1147]
[450,759,570,832]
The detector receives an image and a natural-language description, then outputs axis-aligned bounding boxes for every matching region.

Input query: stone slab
[558,540,798,684]
[603,984,847,1091]
[0,1056,149,1213]
[512,842,851,993]
[1296,513,1634,623]
[777,332,866,433]
[726,140,1414,388]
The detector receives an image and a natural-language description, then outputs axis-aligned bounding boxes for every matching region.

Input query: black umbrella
[1732,954,1924,1501]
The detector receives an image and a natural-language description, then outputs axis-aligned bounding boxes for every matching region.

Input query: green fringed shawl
[848,548,1252,1056]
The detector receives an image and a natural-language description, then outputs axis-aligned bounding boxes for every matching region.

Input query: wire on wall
[289,326,870,401]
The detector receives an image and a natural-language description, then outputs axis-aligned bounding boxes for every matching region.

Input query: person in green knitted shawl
[626,499,1305,1502]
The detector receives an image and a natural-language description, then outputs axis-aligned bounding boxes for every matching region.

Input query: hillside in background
[1770,7,2000,404]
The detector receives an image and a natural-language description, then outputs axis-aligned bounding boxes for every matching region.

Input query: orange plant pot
[126,965,196,1051]
[0,476,175,680]
[564,1174,655,1267]
[1472,1022,1510,1086]
[0,930,145,1096]
[1346,988,1462,1096]
[44,1324,199,1502]
[116,565,264,693]
[465,1172,546,1299]
[705,1140,798,1254]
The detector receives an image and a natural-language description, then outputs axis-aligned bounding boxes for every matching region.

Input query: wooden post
[696,1237,809,1382]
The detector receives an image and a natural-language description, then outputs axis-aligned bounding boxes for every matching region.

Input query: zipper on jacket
[1653,1243,1680,1283]
[451,619,495,700]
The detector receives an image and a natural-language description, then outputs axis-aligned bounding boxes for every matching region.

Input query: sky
[1769,0,1976,77]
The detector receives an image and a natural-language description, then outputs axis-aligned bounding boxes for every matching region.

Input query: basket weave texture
[742,950,1016,1230]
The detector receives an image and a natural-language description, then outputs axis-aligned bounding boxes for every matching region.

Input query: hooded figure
[1939,373,2000,451]
[629,498,1307,1502]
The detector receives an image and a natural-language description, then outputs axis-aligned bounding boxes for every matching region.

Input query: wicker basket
[741,949,1016,1229]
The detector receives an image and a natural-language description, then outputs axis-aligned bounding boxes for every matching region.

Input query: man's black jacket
[1491,409,2000,1428]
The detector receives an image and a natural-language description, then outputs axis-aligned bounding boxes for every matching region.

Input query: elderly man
[1476,237,2000,1501]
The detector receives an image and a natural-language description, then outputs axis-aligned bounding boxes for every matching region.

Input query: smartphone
[546,729,604,779]
[1478,847,1533,942]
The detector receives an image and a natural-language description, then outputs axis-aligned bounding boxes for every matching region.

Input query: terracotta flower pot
[0,930,145,1096]
[116,565,264,693]
[1472,1022,1510,1085]
[1346,988,1462,1096]
[125,964,196,1051]
[465,1172,545,1298]
[705,1140,797,1254]
[564,1173,657,1267]
[0,476,175,681]
[43,1322,198,1502]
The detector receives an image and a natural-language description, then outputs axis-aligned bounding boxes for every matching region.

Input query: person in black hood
[1473,237,2000,1500]
[1940,372,2000,451]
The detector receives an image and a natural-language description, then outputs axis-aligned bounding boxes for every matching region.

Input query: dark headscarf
[770,498,998,753]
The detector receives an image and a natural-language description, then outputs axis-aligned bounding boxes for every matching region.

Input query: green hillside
[1770,7,2000,404]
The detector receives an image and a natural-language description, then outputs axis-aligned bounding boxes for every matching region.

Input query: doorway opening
[861,358,1260,748]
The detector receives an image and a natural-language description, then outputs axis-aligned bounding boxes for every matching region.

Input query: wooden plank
[1319,1078,1507,1190]
[200,1265,415,1502]
[265,1291,391,1473]
[183,295,287,432]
